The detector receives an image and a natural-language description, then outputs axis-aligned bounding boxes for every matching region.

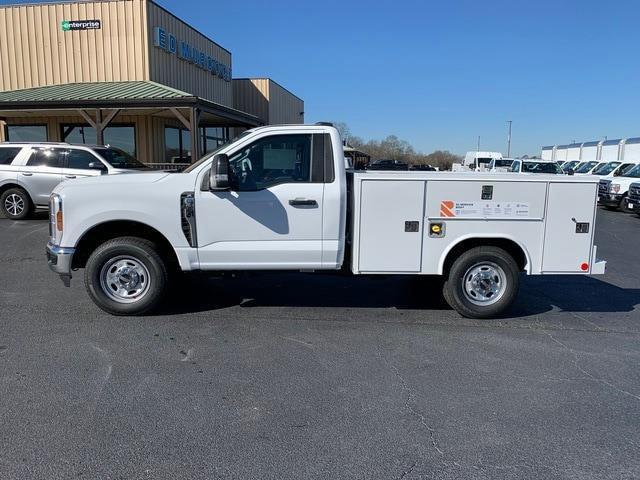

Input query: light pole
[506,120,512,157]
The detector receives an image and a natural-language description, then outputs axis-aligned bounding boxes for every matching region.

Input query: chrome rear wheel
[462,262,507,306]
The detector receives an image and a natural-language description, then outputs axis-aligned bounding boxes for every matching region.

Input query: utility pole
[506,120,512,157]
[477,136,480,152]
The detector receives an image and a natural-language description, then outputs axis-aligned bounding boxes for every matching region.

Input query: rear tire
[85,237,168,315]
[443,246,520,319]
[0,188,32,220]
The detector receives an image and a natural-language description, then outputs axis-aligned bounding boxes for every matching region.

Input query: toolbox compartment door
[542,182,597,272]
[358,180,425,272]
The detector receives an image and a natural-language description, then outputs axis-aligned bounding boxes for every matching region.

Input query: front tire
[443,246,520,319]
[1,188,32,220]
[85,237,168,315]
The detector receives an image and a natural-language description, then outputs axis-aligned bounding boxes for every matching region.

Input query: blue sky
[5,0,640,156]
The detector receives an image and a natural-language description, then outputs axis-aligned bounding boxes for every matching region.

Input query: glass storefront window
[104,127,136,156]
[163,126,229,164]
[201,126,229,153]
[164,127,192,163]
[61,124,136,157]
[6,125,48,142]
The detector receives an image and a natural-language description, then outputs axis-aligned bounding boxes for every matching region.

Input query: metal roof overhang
[0,96,263,127]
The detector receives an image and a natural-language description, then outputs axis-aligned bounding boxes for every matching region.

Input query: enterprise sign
[61,19,101,31]
[153,27,231,82]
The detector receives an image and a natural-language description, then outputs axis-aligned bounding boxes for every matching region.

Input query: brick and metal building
[0,0,304,166]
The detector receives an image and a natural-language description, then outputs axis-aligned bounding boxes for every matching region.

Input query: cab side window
[67,149,101,170]
[228,134,312,191]
[510,161,520,172]
[26,148,65,168]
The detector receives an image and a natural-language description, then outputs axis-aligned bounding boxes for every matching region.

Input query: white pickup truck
[46,123,606,318]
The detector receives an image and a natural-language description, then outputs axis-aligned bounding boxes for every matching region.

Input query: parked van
[463,151,503,171]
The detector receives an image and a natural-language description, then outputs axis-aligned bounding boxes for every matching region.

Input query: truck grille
[629,183,640,202]
[598,180,611,195]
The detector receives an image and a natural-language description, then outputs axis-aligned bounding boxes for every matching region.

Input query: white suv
[0,143,148,219]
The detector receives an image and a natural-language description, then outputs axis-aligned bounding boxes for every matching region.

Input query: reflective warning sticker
[440,201,530,218]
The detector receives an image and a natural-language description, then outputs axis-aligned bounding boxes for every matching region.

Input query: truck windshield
[94,147,147,169]
[592,161,620,175]
[574,161,598,173]
[522,161,561,174]
[562,160,579,171]
[183,131,251,173]
[623,164,640,178]
[618,163,637,176]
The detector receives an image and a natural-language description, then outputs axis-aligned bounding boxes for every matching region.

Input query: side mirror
[567,168,575,176]
[209,153,230,191]
[88,161,107,174]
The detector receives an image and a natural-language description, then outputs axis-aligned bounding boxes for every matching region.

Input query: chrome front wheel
[99,256,151,304]
[85,237,168,315]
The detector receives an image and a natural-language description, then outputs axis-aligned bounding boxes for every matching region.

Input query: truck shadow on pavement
[163,272,639,318]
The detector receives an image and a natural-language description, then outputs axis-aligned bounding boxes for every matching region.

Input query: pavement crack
[543,330,640,401]
[396,460,417,479]
[379,351,443,456]
[280,335,314,348]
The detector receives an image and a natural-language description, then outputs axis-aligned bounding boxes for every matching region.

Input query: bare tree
[331,122,461,169]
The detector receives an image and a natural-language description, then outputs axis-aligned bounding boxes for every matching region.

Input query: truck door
[196,133,325,269]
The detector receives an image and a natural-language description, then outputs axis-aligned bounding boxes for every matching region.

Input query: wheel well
[443,238,528,275]
[71,220,180,271]
[0,183,30,197]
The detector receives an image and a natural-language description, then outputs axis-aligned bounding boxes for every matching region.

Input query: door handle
[65,175,76,179]
[289,198,317,207]
[21,172,33,176]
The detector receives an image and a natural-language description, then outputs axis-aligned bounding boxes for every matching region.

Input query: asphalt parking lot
[1,208,639,480]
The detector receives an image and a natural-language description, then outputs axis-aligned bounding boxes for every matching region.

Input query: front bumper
[597,193,623,207]
[46,241,75,287]
[625,197,640,212]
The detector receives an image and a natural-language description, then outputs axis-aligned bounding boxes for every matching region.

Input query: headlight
[610,184,620,193]
[49,193,63,245]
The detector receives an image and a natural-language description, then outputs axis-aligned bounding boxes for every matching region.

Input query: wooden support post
[169,107,191,130]
[76,108,120,146]
[96,109,104,145]
[190,107,200,163]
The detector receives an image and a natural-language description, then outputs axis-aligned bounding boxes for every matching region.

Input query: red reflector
[580,262,589,271]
